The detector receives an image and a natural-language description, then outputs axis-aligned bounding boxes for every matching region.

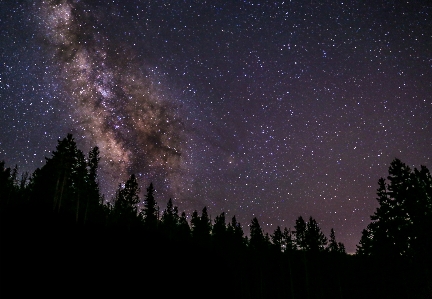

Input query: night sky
[1,0,431,253]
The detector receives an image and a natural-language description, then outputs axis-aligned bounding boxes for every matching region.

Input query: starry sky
[1,0,431,253]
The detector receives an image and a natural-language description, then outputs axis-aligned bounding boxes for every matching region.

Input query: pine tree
[212,212,227,249]
[227,215,245,250]
[249,217,266,251]
[29,134,94,218]
[282,227,297,252]
[161,198,178,240]
[357,158,432,258]
[142,182,157,231]
[411,165,432,259]
[294,216,307,250]
[271,226,283,252]
[84,146,101,224]
[337,242,346,254]
[327,228,346,254]
[113,174,140,229]
[2,135,103,223]
[72,149,88,223]
[0,161,15,205]
[177,211,191,242]
[385,159,416,256]
[201,206,211,235]
[52,134,80,213]
[328,228,339,252]
[356,226,373,256]
[191,209,199,234]
[191,207,212,247]
[304,217,327,252]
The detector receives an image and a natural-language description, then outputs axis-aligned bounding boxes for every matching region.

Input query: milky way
[35,0,187,195]
[1,0,431,253]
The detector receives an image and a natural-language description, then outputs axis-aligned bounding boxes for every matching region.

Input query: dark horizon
[1,139,431,298]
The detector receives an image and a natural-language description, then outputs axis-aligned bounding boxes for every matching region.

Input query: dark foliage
[141,182,157,231]
[1,135,430,298]
[357,158,432,262]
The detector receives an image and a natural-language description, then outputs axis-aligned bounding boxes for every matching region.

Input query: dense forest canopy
[1,134,431,298]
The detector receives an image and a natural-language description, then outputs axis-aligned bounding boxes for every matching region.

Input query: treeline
[356,158,432,261]
[0,134,345,254]
[0,134,431,298]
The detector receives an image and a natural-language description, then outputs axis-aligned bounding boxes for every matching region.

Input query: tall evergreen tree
[142,182,157,231]
[294,216,307,250]
[72,149,88,223]
[0,161,17,205]
[227,215,245,250]
[51,134,80,213]
[327,228,345,253]
[212,212,227,249]
[282,227,297,252]
[84,146,101,224]
[356,226,373,256]
[161,198,178,240]
[28,134,94,219]
[304,217,327,252]
[411,165,432,258]
[200,206,211,234]
[249,217,267,251]
[357,158,432,258]
[337,242,346,254]
[113,174,140,229]
[191,207,212,246]
[190,209,200,235]
[271,226,283,252]
[327,228,338,252]
[177,211,191,242]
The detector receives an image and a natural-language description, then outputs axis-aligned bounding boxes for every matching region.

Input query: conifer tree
[282,227,296,252]
[161,198,178,240]
[113,174,140,229]
[357,158,432,258]
[142,182,157,230]
[327,228,346,254]
[0,161,17,205]
[191,207,212,246]
[177,211,191,242]
[201,206,211,234]
[337,242,346,254]
[84,146,101,224]
[72,149,88,223]
[304,217,327,252]
[52,134,80,213]
[328,228,339,252]
[28,134,92,217]
[356,226,373,256]
[411,165,432,258]
[191,210,199,234]
[212,212,227,248]
[271,226,283,252]
[249,217,266,251]
[227,215,245,250]
[294,216,307,250]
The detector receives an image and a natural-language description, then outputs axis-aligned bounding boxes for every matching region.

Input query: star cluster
[1,0,431,252]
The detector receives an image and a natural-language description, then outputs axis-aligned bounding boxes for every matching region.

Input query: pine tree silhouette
[357,158,432,259]
[304,217,327,252]
[271,226,283,252]
[113,174,140,230]
[294,216,307,250]
[142,182,157,231]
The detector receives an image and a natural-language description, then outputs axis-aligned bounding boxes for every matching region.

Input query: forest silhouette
[1,134,431,298]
